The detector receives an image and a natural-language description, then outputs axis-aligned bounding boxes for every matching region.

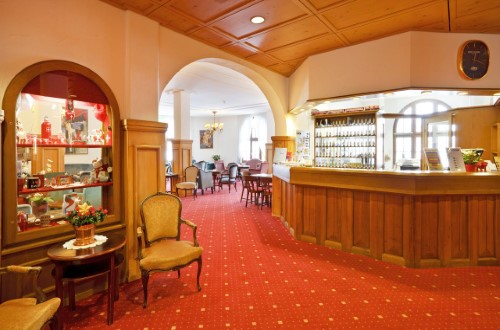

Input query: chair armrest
[0,266,46,302]
[181,218,199,247]
[137,227,144,259]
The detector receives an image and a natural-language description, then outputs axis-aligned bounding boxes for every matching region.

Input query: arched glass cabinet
[2,60,122,248]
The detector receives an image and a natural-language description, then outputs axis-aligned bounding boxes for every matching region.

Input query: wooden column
[265,143,273,173]
[169,139,193,181]
[121,119,167,281]
[270,136,296,172]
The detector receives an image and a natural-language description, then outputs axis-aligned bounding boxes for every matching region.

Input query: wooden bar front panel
[273,166,500,268]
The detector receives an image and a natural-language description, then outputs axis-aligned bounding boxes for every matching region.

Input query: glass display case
[2,61,121,247]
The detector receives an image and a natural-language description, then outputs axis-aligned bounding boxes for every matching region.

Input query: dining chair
[259,176,273,209]
[175,166,199,199]
[219,164,238,192]
[240,170,251,202]
[244,176,262,207]
[137,192,203,308]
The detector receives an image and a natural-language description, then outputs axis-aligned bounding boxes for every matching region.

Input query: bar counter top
[273,164,500,195]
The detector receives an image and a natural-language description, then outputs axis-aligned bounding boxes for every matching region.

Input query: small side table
[47,232,126,328]
[165,173,179,193]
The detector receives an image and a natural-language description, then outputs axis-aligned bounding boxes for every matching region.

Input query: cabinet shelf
[18,182,112,195]
[17,143,112,148]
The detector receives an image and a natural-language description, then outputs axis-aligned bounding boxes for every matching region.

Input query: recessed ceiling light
[251,16,265,24]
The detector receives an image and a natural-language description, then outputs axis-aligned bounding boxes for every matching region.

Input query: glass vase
[31,200,49,218]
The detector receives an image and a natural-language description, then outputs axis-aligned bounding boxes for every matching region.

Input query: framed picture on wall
[200,130,213,149]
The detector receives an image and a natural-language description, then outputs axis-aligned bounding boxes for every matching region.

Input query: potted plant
[212,154,221,161]
[29,193,53,218]
[66,202,108,246]
[461,149,482,172]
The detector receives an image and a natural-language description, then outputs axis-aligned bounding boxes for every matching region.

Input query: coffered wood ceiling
[101,0,500,76]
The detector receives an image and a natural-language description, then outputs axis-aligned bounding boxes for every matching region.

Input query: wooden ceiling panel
[100,0,500,76]
[341,2,449,44]
[246,53,280,67]
[305,0,346,11]
[453,9,500,33]
[149,6,201,32]
[321,0,441,30]
[168,0,255,23]
[222,43,259,58]
[245,16,330,52]
[191,28,233,47]
[212,0,308,39]
[267,62,296,76]
[454,0,500,17]
[270,34,344,61]
[102,0,165,13]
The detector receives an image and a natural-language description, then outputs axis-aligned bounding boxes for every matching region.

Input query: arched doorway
[160,59,280,173]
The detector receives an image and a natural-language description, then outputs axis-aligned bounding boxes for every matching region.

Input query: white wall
[0,0,288,134]
[290,31,500,103]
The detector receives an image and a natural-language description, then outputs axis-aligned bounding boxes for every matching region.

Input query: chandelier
[204,110,224,133]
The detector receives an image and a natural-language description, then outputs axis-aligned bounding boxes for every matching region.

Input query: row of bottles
[313,112,378,169]
[315,154,376,169]
[315,136,376,147]
[315,117,376,137]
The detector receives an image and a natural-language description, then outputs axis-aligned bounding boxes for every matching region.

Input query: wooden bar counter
[272,165,500,268]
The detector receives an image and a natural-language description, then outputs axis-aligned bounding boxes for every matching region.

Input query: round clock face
[458,40,489,80]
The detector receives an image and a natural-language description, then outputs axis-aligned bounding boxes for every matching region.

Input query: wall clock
[458,40,489,80]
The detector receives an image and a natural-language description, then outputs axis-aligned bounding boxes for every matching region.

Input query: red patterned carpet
[63,183,499,329]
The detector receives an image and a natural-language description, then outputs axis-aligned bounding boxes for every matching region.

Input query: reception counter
[272,165,500,268]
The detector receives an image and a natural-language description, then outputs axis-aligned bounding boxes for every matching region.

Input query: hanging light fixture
[204,110,224,133]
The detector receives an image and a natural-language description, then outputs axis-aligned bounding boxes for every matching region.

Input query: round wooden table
[47,232,126,328]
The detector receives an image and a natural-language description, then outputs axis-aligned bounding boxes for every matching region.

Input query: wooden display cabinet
[313,108,380,169]
[1,60,123,251]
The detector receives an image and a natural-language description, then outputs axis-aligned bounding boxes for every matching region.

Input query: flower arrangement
[461,149,482,165]
[29,193,54,206]
[66,202,108,227]
[212,154,221,161]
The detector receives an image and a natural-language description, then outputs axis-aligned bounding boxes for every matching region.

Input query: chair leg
[196,257,202,291]
[141,270,149,308]
[49,313,60,330]
[68,280,76,311]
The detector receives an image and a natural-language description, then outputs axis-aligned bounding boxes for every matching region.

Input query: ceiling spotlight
[251,16,265,24]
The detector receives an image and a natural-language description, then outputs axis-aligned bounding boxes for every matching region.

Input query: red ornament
[93,104,108,123]
[41,116,51,139]
[65,109,75,121]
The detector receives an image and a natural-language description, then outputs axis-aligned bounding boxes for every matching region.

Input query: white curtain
[239,115,267,161]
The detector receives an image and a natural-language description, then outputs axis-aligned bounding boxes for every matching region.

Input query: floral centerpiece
[66,202,108,246]
[29,193,53,218]
[212,154,221,161]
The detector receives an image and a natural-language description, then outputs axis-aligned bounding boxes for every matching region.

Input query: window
[393,100,451,163]
[239,116,267,161]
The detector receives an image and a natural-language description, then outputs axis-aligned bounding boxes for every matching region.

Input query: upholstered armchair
[137,192,203,308]
[193,162,214,195]
[0,265,61,329]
